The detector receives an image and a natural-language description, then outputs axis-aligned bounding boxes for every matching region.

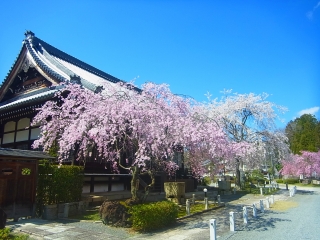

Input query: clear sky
[0,0,319,128]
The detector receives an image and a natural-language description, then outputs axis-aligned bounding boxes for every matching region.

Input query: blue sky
[0,0,319,128]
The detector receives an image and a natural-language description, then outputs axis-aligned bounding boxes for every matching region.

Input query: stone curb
[177,203,226,220]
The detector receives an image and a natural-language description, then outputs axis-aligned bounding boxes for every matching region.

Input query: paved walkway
[6,185,310,239]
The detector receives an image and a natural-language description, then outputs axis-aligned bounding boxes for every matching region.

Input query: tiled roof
[0,147,55,159]
[0,31,142,111]
[0,88,57,112]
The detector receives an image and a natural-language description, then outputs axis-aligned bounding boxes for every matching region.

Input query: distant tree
[281,150,320,178]
[205,90,290,188]
[285,114,320,154]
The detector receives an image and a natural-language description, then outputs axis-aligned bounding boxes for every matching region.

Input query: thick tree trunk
[131,166,139,201]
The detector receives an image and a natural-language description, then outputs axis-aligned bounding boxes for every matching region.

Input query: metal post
[217,195,221,204]
[210,219,217,240]
[229,211,235,231]
[192,194,195,205]
[260,199,264,213]
[252,203,257,218]
[186,199,190,215]
[205,197,208,210]
[233,188,236,194]
[243,206,248,224]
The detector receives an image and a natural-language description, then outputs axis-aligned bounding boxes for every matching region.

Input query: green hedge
[36,161,84,216]
[275,178,299,184]
[283,178,299,184]
[129,201,178,232]
[275,179,283,183]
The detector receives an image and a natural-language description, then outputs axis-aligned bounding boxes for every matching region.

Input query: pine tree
[285,114,320,154]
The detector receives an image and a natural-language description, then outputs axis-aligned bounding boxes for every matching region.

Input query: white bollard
[186,199,191,215]
[210,219,217,240]
[289,189,293,197]
[205,197,208,210]
[260,199,264,213]
[192,194,195,205]
[260,187,263,195]
[252,203,257,218]
[266,197,270,209]
[243,206,248,224]
[229,211,235,231]
[217,195,221,204]
[270,195,274,204]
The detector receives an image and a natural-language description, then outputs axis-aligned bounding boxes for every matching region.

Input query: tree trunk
[131,166,139,201]
[235,158,241,188]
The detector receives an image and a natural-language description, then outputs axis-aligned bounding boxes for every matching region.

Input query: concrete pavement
[6,185,308,240]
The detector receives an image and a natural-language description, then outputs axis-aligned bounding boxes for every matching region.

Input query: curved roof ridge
[33,36,123,84]
[24,38,68,82]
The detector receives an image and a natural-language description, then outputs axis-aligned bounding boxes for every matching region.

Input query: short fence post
[229,211,235,231]
[233,188,236,194]
[63,203,69,218]
[186,199,191,215]
[260,199,264,213]
[210,219,217,240]
[260,187,263,195]
[270,195,274,204]
[243,206,248,224]
[252,203,257,218]
[217,195,221,204]
[192,194,195,205]
[289,189,293,197]
[266,197,270,209]
[205,197,208,210]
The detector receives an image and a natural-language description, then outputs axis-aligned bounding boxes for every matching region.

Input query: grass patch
[242,186,279,196]
[270,201,298,211]
[71,208,100,221]
[0,227,32,240]
[177,202,218,218]
[289,183,320,188]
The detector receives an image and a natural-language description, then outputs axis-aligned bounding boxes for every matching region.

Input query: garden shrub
[129,200,178,232]
[36,160,84,216]
[275,179,283,183]
[0,227,10,240]
[200,176,211,186]
[283,178,299,184]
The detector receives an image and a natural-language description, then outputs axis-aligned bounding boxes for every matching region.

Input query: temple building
[0,31,193,194]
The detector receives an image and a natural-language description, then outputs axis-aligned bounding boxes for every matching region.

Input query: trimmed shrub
[0,227,10,240]
[284,178,299,184]
[129,200,178,232]
[36,161,84,216]
[275,179,283,183]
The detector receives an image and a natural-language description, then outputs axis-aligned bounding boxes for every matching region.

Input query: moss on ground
[270,200,298,211]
